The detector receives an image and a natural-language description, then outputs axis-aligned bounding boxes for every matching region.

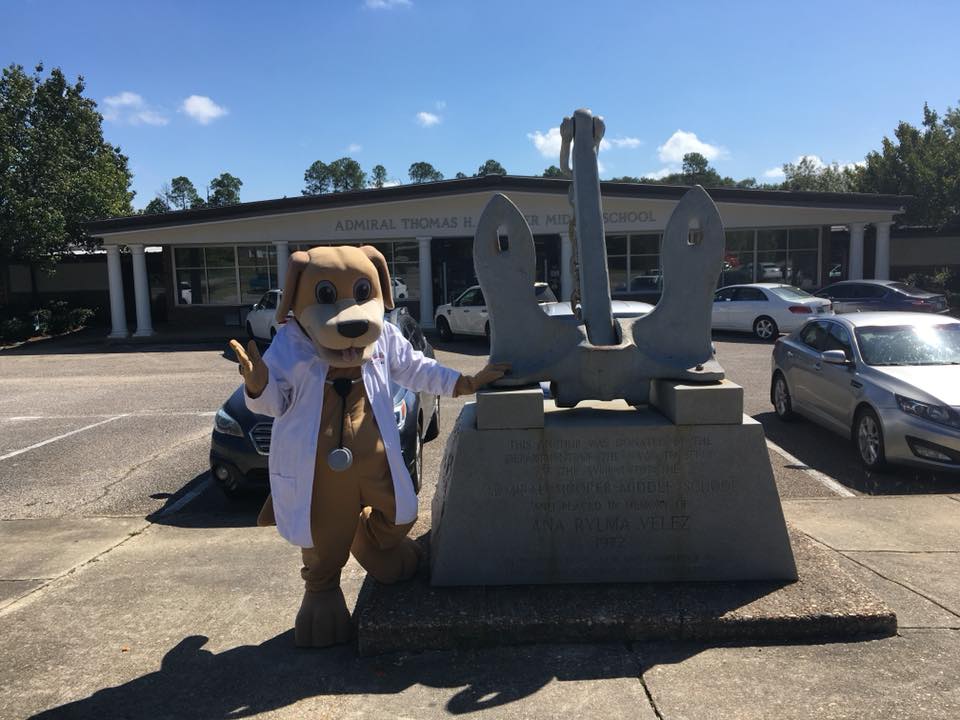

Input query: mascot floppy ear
[275,251,311,323]
[360,245,394,310]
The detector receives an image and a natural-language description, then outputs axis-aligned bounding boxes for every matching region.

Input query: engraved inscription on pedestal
[430,402,797,586]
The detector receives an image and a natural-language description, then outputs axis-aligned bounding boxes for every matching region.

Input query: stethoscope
[326,376,362,472]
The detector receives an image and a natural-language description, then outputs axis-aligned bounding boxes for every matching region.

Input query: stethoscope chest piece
[327,447,353,472]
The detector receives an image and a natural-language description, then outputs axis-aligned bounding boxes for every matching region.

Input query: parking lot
[2,330,958,528]
[2,330,960,718]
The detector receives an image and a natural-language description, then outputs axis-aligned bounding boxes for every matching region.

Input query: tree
[408,161,443,183]
[303,157,365,194]
[856,102,960,227]
[164,176,203,210]
[780,157,857,193]
[475,159,506,176]
[0,63,133,282]
[303,160,332,195]
[454,171,467,179]
[542,165,565,178]
[370,164,388,189]
[327,157,365,192]
[142,197,170,214]
[207,172,242,206]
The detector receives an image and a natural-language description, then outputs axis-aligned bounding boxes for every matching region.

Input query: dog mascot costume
[230,245,506,647]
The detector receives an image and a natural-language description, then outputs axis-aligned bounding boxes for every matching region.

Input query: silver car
[771,312,960,471]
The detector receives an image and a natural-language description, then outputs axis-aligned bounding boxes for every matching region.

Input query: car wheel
[246,322,255,340]
[753,316,779,341]
[437,317,453,341]
[212,466,245,499]
[854,407,887,471]
[772,372,796,421]
[423,394,440,442]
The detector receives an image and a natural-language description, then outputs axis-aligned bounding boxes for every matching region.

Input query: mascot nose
[337,320,369,338]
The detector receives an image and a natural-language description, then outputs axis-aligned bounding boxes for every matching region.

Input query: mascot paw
[294,588,352,648]
[354,536,423,585]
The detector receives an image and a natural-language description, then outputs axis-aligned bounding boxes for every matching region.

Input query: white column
[274,240,290,290]
[848,222,866,280]
[129,244,154,337]
[417,236,434,328]
[874,221,893,281]
[105,244,128,338]
[560,231,573,302]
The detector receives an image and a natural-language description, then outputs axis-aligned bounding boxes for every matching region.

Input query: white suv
[246,290,283,341]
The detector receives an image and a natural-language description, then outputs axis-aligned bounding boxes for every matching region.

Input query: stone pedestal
[430,398,797,586]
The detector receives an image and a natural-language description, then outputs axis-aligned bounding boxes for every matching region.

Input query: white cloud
[643,167,674,180]
[657,130,726,164]
[763,166,785,179]
[527,127,562,159]
[346,143,363,153]
[364,0,411,8]
[180,95,228,125]
[101,92,168,126]
[609,136,642,149]
[416,111,441,127]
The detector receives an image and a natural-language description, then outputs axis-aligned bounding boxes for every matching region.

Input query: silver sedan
[770,312,960,471]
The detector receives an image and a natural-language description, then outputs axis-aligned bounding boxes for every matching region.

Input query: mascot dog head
[275,245,394,367]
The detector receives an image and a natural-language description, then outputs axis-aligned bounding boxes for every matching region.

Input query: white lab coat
[244,320,459,548]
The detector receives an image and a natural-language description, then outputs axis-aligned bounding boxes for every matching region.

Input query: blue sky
[5,0,959,209]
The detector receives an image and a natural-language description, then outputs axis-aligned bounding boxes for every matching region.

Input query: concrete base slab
[650,379,743,425]
[355,528,895,656]
[0,579,42,606]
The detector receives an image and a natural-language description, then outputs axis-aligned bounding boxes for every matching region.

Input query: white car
[246,289,284,341]
[434,283,654,340]
[713,283,833,341]
[392,277,408,301]
[435,283,558,339]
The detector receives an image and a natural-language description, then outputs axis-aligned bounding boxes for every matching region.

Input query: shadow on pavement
[148,471,267,530]
[27,632,644,718]
[710,330,777,346]
[756,411,960,495]
[427,335,491,357]
[1,325,242,356]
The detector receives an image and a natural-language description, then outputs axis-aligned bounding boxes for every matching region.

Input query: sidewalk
[1,495,958,719]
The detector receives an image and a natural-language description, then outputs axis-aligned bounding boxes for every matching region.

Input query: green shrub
[0,317,32,343]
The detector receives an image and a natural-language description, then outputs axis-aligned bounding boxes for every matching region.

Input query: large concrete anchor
[474,186,726,407]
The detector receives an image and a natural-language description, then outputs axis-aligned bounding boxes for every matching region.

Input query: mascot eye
[315,281,337,304]
[354,278,372,302]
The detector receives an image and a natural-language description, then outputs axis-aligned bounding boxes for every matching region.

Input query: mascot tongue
[341,347,362,363]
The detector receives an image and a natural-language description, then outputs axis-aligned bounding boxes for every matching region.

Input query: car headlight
[394,398,408,429]
[895,395,960,429]
[214,407,244,437]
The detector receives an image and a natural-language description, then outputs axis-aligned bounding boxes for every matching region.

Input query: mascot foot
[294,588,352,648]
[352,536,423,585]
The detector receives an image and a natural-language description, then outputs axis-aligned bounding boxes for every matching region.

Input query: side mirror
[252,303,260,311]
[821,349,851,366]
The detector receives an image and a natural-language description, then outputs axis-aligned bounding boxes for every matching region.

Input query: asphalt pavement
[0,329,959,718]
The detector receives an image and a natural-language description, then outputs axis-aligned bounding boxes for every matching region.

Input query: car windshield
[768,286,813,301]
[855,324,960,366]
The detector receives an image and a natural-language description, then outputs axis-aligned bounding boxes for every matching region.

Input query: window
[457,288,483,306]
[259,292,277,310]
[721,230,755,286]
[714,287,736,302]
[238,245,277,304]
[733,287,767,302]
[800,322,828,351]
[824,323,853,359]
[607,233,661,295]
[174,246,238,306]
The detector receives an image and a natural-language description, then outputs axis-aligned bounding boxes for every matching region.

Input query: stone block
[430,401,796,586]
[650,379,744,425]
[476,387,545,430]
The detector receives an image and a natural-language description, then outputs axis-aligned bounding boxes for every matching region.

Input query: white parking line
[0,415,128,461]
[155,476,214,517]
[765,439,856,497]
[1,411,217,421]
